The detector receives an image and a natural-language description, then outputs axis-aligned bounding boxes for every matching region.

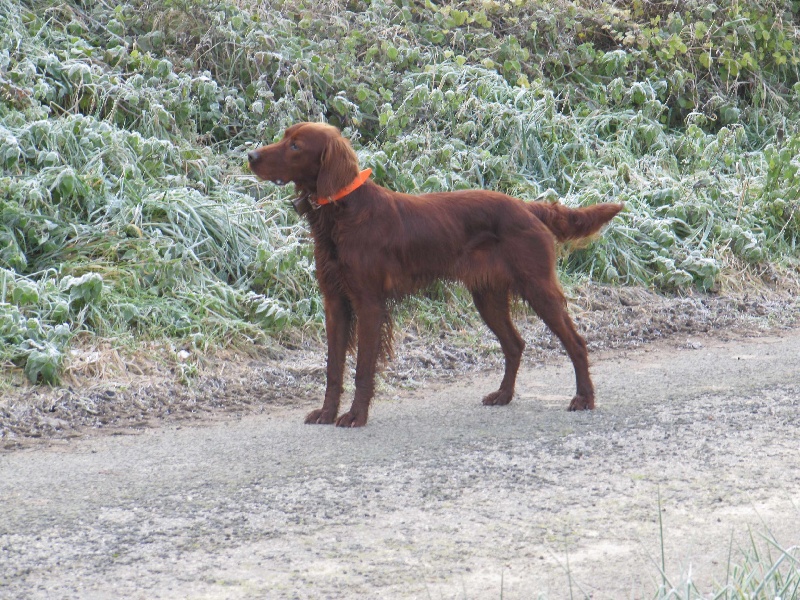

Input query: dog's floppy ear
[317,133,360,200]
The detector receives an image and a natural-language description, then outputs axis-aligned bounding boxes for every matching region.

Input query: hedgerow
[0,0,798,382]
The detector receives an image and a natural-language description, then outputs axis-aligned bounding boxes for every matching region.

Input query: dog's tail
[527,201,624,242]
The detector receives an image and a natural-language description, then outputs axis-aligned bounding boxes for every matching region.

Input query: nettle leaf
[62,273,104,307]
[600,49,629,76]
[385,44,399,61]
[253,297,290,329]
[450,9,468,27]
[11,281,39,306]
[118,302,140,323]
[24,344,62,385]
[59,171,75,196]
[50,300,70,323]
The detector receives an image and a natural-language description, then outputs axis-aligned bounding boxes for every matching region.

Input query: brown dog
[248,123,622,427]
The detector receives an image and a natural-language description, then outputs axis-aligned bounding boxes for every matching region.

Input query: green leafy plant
[0,0,798,383]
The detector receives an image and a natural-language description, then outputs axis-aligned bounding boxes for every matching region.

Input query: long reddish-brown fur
[248,122,623,427]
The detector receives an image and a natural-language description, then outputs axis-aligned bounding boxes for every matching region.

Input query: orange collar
[317,169,372,206]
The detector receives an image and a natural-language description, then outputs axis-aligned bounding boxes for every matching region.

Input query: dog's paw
[567,395,595,411]
[335,411,368,428]
[481,389,513,406]
[304,408,337,424]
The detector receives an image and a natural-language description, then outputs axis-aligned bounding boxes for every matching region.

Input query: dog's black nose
[247,151,259,164]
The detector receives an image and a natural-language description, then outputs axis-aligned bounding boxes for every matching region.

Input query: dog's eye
[290,141,300,151]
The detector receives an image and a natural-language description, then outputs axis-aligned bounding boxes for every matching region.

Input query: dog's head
[248,122,360,200]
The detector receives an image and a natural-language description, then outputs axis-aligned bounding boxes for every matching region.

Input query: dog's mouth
[273,178,287,186]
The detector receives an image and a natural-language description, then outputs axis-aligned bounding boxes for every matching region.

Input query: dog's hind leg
[472,288,525,406]
[522,280,595,410]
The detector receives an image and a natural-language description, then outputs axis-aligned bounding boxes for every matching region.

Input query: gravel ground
[1,283,798,447]
[0,284,799,599]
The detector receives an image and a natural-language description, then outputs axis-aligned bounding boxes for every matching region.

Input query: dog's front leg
[335,299,385,427]
[305,293,353,425]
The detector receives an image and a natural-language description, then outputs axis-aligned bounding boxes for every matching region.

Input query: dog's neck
[315,169,372,206]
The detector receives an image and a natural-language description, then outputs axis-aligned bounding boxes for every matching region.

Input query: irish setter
[248,123,623,427]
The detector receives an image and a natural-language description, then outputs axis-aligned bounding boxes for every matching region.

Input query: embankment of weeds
[1,0,799,382]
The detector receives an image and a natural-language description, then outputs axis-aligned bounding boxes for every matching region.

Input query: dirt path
[1,330,799,599]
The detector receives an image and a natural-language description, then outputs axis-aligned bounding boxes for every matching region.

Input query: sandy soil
[0,284,799,599]
[1,283,798,447]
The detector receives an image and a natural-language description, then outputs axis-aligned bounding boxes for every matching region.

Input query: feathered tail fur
[527,201,624,242]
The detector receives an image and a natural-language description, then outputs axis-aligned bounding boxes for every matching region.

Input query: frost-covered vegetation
[1,0,799,382]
